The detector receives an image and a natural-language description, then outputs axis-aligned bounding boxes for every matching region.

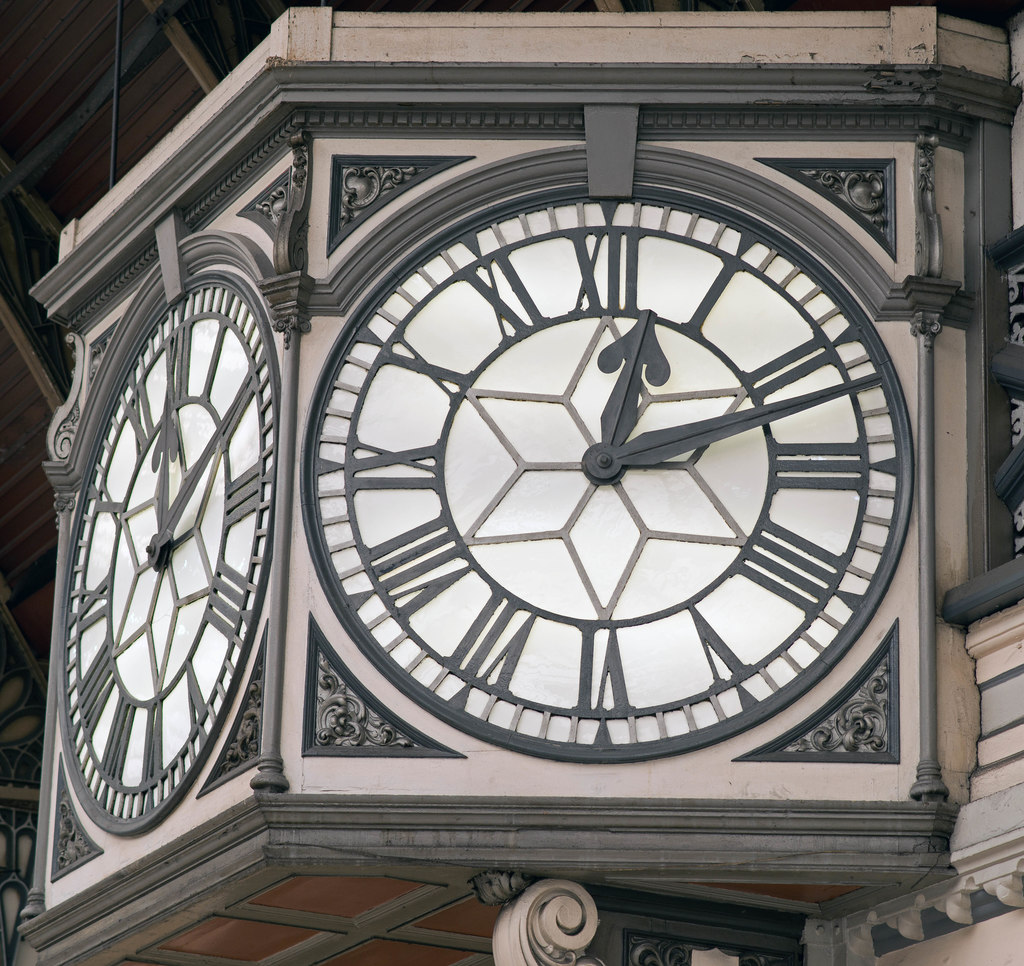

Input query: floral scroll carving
[739,622,898,763]
[327,155,470,254]
[626,933,793,966]
[314,652,414,750]
[760,158,894,255]
[784,657,890,755]
[51,767,101,880]
[338,164,417,227]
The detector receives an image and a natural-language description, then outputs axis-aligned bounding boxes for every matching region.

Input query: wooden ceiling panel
[249,875,429,919]
[157,916,320,961]
[413,898,501,939]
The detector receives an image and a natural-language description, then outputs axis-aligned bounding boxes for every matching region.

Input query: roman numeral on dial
[580,629,628,713]
[347,444,442,491]
[773,443,866,490]
[366,518,471,617]
[740,521,843,616]
[466,259,538,337]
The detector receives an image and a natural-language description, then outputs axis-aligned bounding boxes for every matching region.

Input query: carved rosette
[492,879,604,966]
[315,653,414,749]
[784,658,889,754]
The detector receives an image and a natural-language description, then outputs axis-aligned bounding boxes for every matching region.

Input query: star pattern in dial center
[454,316,751,621]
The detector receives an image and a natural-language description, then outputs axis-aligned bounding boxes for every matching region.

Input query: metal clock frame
[59,271,279,832]
[303,186,913,762]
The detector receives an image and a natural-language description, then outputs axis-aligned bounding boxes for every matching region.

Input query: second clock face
[64,282,274,825]
[307,193,911,759]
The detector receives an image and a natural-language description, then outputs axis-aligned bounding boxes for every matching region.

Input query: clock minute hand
[597,310,671,447]
[612,374,881,467]
[146,381,251,569]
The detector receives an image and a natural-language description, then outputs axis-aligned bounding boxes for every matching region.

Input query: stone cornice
[30,58,1015,332]
[21,795,957,961]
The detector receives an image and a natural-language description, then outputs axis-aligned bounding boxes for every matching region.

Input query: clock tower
[20,9,1020,966]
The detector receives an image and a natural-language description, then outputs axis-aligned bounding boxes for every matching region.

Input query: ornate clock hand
[146,379,251,569]
[583,373,880,482]
[606,373,881,470]
[597,310,671,447]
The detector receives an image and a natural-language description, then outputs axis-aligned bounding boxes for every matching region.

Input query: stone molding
[43,230,275,497]
[492,879,603,966]
[30,56,1015,333]
[19,794,960,964]
[843,867,1024,962]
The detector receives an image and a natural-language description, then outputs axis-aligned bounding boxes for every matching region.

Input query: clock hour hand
[583,374,879,482]
[597,310,671,447]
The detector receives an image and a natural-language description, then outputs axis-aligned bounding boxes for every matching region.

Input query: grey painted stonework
[760,159,894,256]
[738,623,898,763]
[327,155,472,255]
[50,765,101,881]
[238,170,290,239]
[303,618,460,757]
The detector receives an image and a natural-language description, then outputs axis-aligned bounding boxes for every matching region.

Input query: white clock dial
[306,195,910,759]
[63,282,274,826]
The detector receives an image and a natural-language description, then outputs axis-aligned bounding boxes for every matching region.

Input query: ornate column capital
[492,879,605,966]
[259,270,313,349]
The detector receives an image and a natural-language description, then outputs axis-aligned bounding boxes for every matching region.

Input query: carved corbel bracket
[492,879,605,966]
[914,134,942,279]
[472,871,536,906]
[273,132,311,276]
[46,332,85,463]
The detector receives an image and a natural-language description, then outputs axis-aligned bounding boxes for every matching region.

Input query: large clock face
[306,193,910,760]
[63,281,274,825]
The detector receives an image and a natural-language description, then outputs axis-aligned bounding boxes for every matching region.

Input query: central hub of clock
[581,445,624,484]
